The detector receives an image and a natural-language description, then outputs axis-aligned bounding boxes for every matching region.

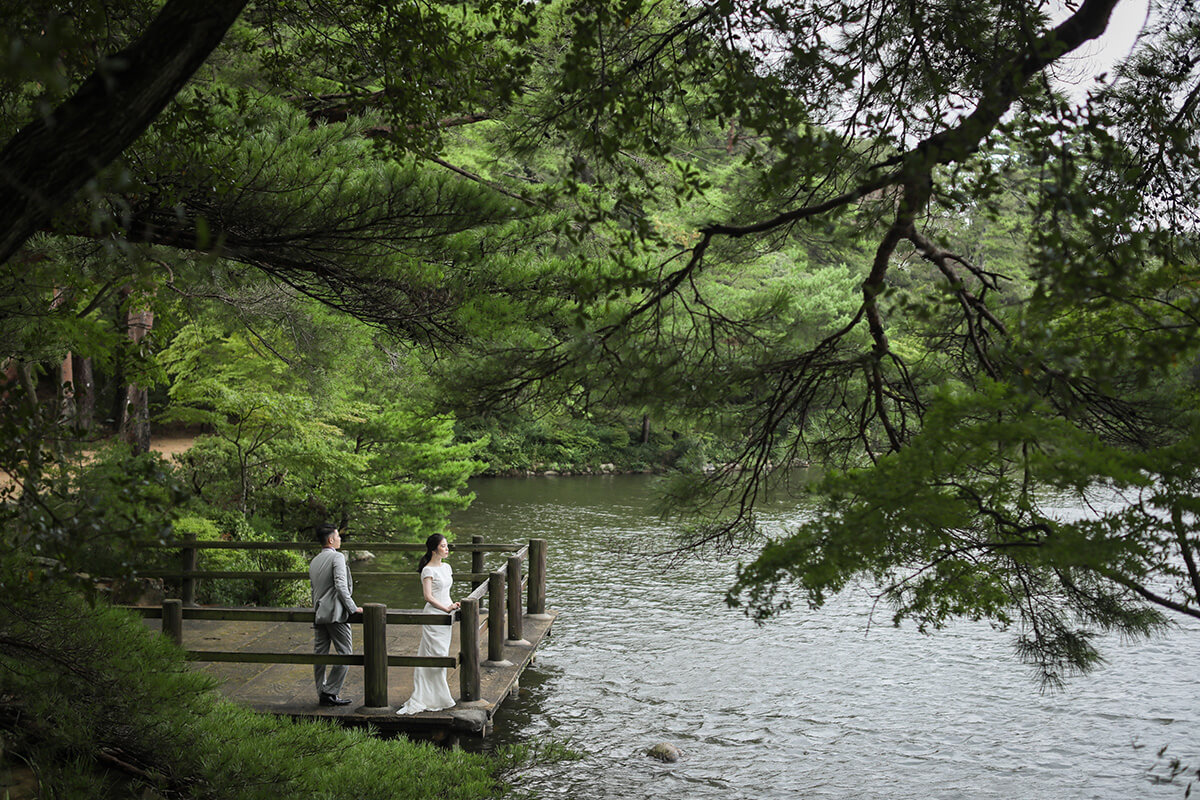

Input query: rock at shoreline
[647,742,682,763]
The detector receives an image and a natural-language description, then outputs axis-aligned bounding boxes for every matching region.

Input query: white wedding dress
[396,563,456,714]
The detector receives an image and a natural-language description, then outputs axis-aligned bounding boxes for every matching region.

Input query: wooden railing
[123,538,548,709]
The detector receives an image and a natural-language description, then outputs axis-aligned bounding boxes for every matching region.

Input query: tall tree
[0,0,550,459]
[6,0,1198,683]
[453,0,1200,680]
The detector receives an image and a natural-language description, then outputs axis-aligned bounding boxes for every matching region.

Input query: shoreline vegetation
[483,460,808,478]
[146,423,721,479]
[459,417,775,479]
[0,585,521,800]
[147,429,801,481]
[4,427,580,800]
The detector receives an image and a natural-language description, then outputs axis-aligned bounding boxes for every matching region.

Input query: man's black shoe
[318,693,352,706]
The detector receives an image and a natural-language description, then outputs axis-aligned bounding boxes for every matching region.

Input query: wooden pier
[127,538,555,737]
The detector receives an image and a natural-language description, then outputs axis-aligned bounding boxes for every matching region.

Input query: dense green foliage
[469,0,1200,686]
[0,387,183,595]
[0,583,507,798]
[461,414,719,475]
[160,317,486,538]
[0,3,533,794]
[3,9,1200,797]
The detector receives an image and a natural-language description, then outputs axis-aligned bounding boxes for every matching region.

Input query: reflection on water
[428,476,1198,799]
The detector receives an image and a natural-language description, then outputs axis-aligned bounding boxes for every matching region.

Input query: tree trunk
[57,352,75,424]
[120,302,154,455]
[16,360,38,412]
[49,288,76,423]
[0,0,249,266]
[122,384,151,455]
[237,447,250,516]
[73,354,95,431]
[641,414,651,445]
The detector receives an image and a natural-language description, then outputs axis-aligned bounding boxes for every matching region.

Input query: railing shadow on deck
[120,538,549,710]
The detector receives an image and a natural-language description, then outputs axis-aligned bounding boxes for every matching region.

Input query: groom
[309,523,362,707]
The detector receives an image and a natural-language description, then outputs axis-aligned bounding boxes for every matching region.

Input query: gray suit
[310,547,358,697]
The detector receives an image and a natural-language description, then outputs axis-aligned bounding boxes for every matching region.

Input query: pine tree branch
[1097,569,1200,621]
[0,0,249,266]
[698,0,1121,244]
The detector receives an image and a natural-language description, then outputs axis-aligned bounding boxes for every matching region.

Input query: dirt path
[151,435,196,460]
[0,434,196,492]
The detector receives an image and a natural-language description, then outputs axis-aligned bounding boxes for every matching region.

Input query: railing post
[471,534,485,589]
[485,570,509,665]
[527,538,547,617]
[506,555,525,642]
[362,603,388,710]
[459,598,481,702]
[181,534,197,607]
[162,598,182,646]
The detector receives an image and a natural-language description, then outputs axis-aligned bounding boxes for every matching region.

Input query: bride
[396,533,460,714]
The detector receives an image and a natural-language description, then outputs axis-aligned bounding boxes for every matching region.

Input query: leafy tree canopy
[3,0,1200,686]
[453,0,1200,681]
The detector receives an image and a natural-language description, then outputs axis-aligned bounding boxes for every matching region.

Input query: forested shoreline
[4,0,1200,796]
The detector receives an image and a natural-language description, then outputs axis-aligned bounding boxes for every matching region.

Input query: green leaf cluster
[730,378,1200,683]
[155,311,484,539]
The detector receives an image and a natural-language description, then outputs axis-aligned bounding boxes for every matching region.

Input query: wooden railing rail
[133,605,453,626]
[141,539,528,609]
[129,538,549,709]
[462,577,490,604]
[139,569,502,582]
[152,540,520,551]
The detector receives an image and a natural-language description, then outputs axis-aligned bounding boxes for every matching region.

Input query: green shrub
[460,414,692,474]
[175,513,308,607]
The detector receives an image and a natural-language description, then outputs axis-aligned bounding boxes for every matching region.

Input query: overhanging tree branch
[698,0,1122,247]
[880,0,1121,169]
[0,0,249,266]
[1098,568,1200,621]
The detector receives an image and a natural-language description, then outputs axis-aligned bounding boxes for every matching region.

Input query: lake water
[384,475,1200,799]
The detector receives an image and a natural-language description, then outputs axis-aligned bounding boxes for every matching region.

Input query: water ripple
[454,476,1200,800]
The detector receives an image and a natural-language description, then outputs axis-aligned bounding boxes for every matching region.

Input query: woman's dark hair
[417,534,447,573]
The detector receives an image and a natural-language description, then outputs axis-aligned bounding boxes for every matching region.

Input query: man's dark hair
[315,523,338,545]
